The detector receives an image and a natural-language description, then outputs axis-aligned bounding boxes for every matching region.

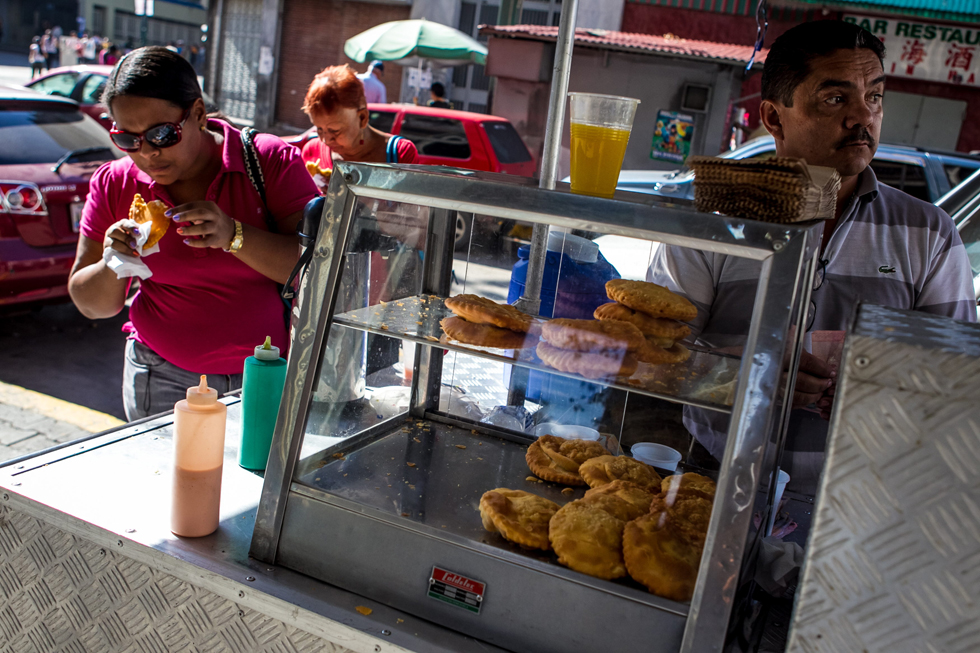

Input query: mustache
[835,129,876,150]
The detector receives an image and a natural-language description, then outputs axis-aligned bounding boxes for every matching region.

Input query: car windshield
[482,121,531,164]
[0,104,120,165]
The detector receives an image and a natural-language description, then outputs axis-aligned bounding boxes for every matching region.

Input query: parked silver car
[616,135,980,204]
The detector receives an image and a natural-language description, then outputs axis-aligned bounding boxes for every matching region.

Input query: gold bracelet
[224,219,243,253]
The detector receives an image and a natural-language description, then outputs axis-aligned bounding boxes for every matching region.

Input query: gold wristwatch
[224,219,243,253]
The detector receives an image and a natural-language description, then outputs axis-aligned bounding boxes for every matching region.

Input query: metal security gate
[213,0,263,124]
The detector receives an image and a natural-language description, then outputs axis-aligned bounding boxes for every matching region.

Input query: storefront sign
[651,110,694,163]
[428,566,485,614]
[843,13,979,87]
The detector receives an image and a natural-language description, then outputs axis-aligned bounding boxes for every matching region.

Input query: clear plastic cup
[630,442,682,471]
[532,423,601,441]
[766,470,791,536]
[568,93,641,199]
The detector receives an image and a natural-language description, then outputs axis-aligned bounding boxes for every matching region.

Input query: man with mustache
[648,20,976,494]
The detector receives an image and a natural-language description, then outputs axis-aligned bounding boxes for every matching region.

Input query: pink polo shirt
[81,119,318,374]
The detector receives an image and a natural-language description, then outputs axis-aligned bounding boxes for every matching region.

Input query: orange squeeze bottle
[171,375,228,537]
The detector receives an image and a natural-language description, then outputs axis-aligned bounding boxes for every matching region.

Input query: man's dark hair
[431,81,445,98]
[102,45,202,114]
[761,20,885,106]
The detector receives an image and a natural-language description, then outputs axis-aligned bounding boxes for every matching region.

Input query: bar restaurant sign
[843,14,979,87]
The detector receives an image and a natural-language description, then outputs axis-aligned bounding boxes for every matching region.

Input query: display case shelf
[290,419,689,614]
[333,294,740,414]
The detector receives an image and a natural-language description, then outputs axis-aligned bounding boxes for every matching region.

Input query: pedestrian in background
[41,29,59,70]
[80,33,97,64]
[427,82,451,109]
[61,31,79,67]
[29,37,45,78]
[356,61,386,104]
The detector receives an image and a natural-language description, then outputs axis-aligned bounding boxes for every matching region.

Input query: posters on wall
[843,13,979,87]
[651,110,694,163]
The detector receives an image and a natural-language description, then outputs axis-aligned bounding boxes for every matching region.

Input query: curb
[0,381,125,433]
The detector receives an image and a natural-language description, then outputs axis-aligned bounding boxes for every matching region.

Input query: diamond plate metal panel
[0,504,355,653]
[787,305,980,653]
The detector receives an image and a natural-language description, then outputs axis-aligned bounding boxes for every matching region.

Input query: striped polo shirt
[648,167,976,493]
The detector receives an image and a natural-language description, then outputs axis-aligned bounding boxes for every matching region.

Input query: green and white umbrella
[344,19,488,68]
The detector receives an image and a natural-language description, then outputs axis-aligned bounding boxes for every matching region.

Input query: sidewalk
[0,381,125,464]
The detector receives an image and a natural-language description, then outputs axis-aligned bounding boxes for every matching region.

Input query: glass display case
[250,163,823,653]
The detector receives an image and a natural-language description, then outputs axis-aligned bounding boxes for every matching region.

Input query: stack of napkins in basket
[687,156,841,223]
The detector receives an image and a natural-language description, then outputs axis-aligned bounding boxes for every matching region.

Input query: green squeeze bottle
[239,336,288,471]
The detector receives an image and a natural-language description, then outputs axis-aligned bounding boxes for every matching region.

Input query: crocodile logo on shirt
[878,265,896,274]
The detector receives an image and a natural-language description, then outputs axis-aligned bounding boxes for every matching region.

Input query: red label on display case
[428,566,485,614]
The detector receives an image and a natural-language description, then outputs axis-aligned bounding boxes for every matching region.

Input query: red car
[288,104,536,177]
[25,65,116,130]
[26,65,221,132]
[0,85,121,308]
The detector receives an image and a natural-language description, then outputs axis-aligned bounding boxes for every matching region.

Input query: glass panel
[80,74,108,105]
[368,109,396,133]
[944,162,980,189]
[28,73,79,98]
[399,115,471,159]
[298,197,428,464]
[483,121,532,163]
[0,108,119,165]
[870,160,930,202]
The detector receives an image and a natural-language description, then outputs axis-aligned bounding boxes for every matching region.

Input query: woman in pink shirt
[68,46,318,420]
[300,64,418,193]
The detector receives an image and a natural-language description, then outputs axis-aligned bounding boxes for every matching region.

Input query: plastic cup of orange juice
[568,93,640,199]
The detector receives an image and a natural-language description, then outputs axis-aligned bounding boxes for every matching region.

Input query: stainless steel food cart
[0,163,824,653]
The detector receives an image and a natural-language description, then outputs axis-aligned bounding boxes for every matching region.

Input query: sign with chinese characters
[651,110,695,163]
[843,14,979,87]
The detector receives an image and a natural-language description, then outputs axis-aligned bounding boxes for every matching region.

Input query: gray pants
[123,339,242,421]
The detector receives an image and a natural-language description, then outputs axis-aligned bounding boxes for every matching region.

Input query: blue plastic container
[508,232,621,405]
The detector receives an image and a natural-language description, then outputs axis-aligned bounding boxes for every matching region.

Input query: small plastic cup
[532,423,601,441]
[568,93,641,199]
[630,442,682,471]
[766,470,791,536]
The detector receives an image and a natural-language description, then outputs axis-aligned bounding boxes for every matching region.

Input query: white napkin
[102,219,161,280]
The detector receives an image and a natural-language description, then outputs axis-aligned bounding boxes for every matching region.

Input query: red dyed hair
[302,64,366,117]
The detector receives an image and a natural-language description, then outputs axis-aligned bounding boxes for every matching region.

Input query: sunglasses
[110,107,192,152]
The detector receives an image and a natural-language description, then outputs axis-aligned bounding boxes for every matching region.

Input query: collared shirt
[357,71,387,104]
[648,167,976,492]
[80,119,318,374]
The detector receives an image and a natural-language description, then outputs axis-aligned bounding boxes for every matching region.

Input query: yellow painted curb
[0,381,125,433]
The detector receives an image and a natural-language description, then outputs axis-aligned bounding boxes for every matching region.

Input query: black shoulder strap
[240,127,278,234]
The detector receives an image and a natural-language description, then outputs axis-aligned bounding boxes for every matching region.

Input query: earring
[360,138,364,145]
[200,124,206,132]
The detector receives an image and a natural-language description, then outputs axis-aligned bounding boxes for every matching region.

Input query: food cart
[0,159,825,652]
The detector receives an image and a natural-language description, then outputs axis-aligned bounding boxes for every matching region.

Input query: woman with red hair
[301,64,418,189]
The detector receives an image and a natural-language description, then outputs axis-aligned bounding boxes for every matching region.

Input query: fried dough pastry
[623,501,707,602]
[579,455,662,491]
[536,342,638,379]
[305,159,333,179]
[479,488,560,550]
[129,193,169,249]
[525,435,608,485]
[661,473,717,504]
[549,500,627,579]
[444,294,536,333]
[542,318,646,354]
[440,316,536,349]
[593,302,692,340]
[580,493,644,522]
[605,279,698,322]
[584,480,656,521]
[649,494,713,544]
[636,342,691,365]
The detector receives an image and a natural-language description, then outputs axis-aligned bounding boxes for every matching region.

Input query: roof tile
[480,25,768,67]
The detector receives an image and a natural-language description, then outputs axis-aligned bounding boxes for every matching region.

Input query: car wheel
[454,213,472,251]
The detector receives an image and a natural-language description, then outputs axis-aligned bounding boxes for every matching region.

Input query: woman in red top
[300,64,418,192]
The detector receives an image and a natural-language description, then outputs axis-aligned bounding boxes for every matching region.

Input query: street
[0,51,33,87]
